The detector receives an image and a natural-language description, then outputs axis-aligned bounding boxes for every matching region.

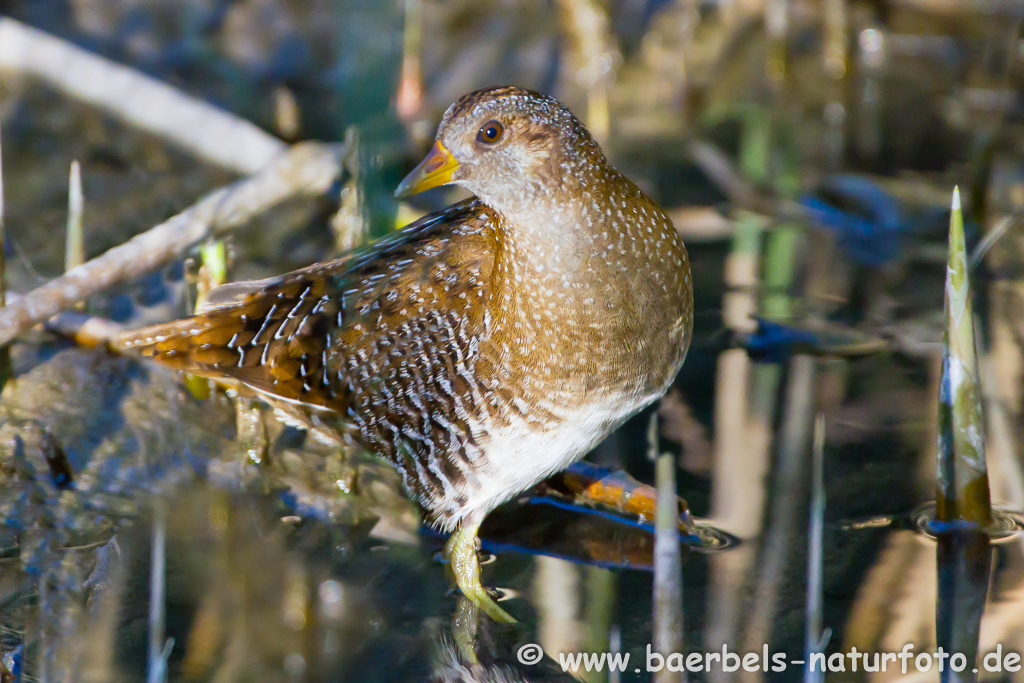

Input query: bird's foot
[445,523,516,623]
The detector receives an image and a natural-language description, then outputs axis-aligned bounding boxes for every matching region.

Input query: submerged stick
[744,354,816,654]
[803,414,829,683]
[650,413,683,683]
[0,141,346,347]
[936,528,991,683]
[147,504,172,683]
[936,187,992,526]
[0,18,286,174]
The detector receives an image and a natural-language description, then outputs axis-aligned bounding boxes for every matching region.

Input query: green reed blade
[936,187,992,526]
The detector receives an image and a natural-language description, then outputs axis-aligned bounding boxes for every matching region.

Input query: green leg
[444,521,516,623]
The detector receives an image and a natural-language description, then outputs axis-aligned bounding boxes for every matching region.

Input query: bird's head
[396,86,606,220]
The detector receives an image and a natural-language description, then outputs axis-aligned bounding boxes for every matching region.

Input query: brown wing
[118,198,499,413]
[119,199,502,506]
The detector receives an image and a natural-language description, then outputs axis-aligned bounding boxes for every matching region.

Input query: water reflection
[935,529,990,683]
[6,312,1024,681]
[430,598,574,683]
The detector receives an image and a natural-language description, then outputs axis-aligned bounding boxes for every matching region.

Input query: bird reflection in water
[429,598,575,683]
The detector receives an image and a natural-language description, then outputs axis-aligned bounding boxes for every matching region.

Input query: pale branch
[43,305,125,349]
[0,17,287,175]
[0,289,124,348]
[0,141,347,347]
[685,139,808,223]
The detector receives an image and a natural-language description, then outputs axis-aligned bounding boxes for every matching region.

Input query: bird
[116,85,693,622]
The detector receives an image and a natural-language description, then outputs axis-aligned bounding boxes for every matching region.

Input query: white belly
[434,390,662,528]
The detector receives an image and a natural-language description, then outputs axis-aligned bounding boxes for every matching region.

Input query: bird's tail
[114,318,211,370]
[112,267,336,407]
[115,312,249,375]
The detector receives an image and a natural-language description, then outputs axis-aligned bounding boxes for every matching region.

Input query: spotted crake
[117,85,693,622]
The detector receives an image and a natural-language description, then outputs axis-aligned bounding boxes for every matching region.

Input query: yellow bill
[394,141,460,197]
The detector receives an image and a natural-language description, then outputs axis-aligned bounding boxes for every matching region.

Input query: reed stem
[65,160,85,272]
[936,187,992,527]
[0,121,10,390]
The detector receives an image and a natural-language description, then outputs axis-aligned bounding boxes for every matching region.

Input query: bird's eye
[477,120,504,144]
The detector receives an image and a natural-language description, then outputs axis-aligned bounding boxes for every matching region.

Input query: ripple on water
[910,502,1024,543]
[688,521,741,553]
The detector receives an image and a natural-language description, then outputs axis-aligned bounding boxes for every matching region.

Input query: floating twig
[0,141,346,347]
[0,18,286,174]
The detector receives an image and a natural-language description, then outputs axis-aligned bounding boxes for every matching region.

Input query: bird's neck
[488,177,630,321]
[494,190,591,278]
[486,165,615,273]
